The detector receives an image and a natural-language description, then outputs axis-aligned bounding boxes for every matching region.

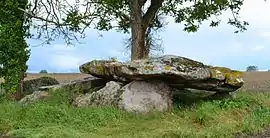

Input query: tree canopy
[246,66,258,72]
[24,0,249,59]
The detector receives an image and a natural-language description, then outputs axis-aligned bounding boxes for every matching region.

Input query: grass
[0,89,269,138]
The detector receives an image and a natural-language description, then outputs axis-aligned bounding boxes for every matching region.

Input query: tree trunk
[131,23,148,60]
[130,0,148,61]
[15,71,25,100]
[130,0,163,61]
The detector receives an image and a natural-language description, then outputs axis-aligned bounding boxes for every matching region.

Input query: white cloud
[252,45,265,51]
[259,31,270,40]
[239,0,270,27]
[49,54,86,70]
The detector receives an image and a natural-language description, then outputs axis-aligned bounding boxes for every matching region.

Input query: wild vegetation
[0,0,30,99]
[0,0,269,137]
[0,88,269,138]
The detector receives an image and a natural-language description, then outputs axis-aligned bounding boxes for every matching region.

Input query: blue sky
[26,0,270,73]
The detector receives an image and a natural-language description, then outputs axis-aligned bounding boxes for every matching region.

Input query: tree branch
[18,7,68,26]
[142,0,164,27]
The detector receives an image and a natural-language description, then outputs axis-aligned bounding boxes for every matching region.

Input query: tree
[39,69,48,73]
[23,0,249,61]
[246,66,258,72]
[0,0,30,100]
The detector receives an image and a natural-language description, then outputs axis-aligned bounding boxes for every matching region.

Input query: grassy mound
[0,89,269,138]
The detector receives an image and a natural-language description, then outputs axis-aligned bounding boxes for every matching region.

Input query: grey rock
[80,55,244,93]
[72,81,122,107]
[19,91,49,104]
[38,77,107,93]
[73,80,172,113]
[23,76,59,94]
[118,80,172,112]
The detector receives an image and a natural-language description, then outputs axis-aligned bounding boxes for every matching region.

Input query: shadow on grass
[171,88,249,109]
[172,88,217,108]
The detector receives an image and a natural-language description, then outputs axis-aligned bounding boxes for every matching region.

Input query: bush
[39,70,48,74]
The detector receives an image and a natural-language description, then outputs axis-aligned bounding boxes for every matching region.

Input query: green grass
[0,89,269,138]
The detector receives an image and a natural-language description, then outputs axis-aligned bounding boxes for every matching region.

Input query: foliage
[0,91,269,137]
[25,0,250,51]
[246,66,258,72]
[0,0,31,96]
[39,69,48,74]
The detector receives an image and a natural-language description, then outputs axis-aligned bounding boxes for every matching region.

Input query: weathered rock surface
[73,81,122,107]
[23,76,59,94]
[80,55,244,93]
[73,80,172,112]
[19,77,107,104]
[118,80,172,112]
[19,91,49,104]
[38,77,107,93]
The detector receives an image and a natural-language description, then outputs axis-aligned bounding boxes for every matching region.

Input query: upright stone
[72,80,172,113]
[118,80,172,112]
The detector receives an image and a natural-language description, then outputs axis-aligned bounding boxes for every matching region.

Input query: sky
[26,0,270,73]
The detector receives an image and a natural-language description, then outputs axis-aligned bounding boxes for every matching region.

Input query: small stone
[19,91,49,104]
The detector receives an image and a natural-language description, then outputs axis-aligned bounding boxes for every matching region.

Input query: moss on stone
[144,65,154,71]
[164,65,171,71]
[95,64,105,75]
[210,67,244,86]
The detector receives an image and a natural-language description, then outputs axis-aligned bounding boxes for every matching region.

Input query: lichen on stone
[210,67,244,86]
[144,65,154,71]
[170,56,204,68]
[164,65,171,71]
[79,55,244,93]
[94,64,105,75]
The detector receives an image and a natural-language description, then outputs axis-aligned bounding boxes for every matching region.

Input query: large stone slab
[73,80,172,113]
[38,77,107,93]
[80,55,244,93]
[118,80,172,112]
[19,77,108,105]
[23,76,60,94]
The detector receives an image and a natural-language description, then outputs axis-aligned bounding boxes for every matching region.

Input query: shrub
[39,70,48,74]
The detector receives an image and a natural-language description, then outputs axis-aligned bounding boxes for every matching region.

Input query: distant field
[240,71,270,92]
[24,73,91,83]
[1,72,270,91]
[0,73,91,84]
